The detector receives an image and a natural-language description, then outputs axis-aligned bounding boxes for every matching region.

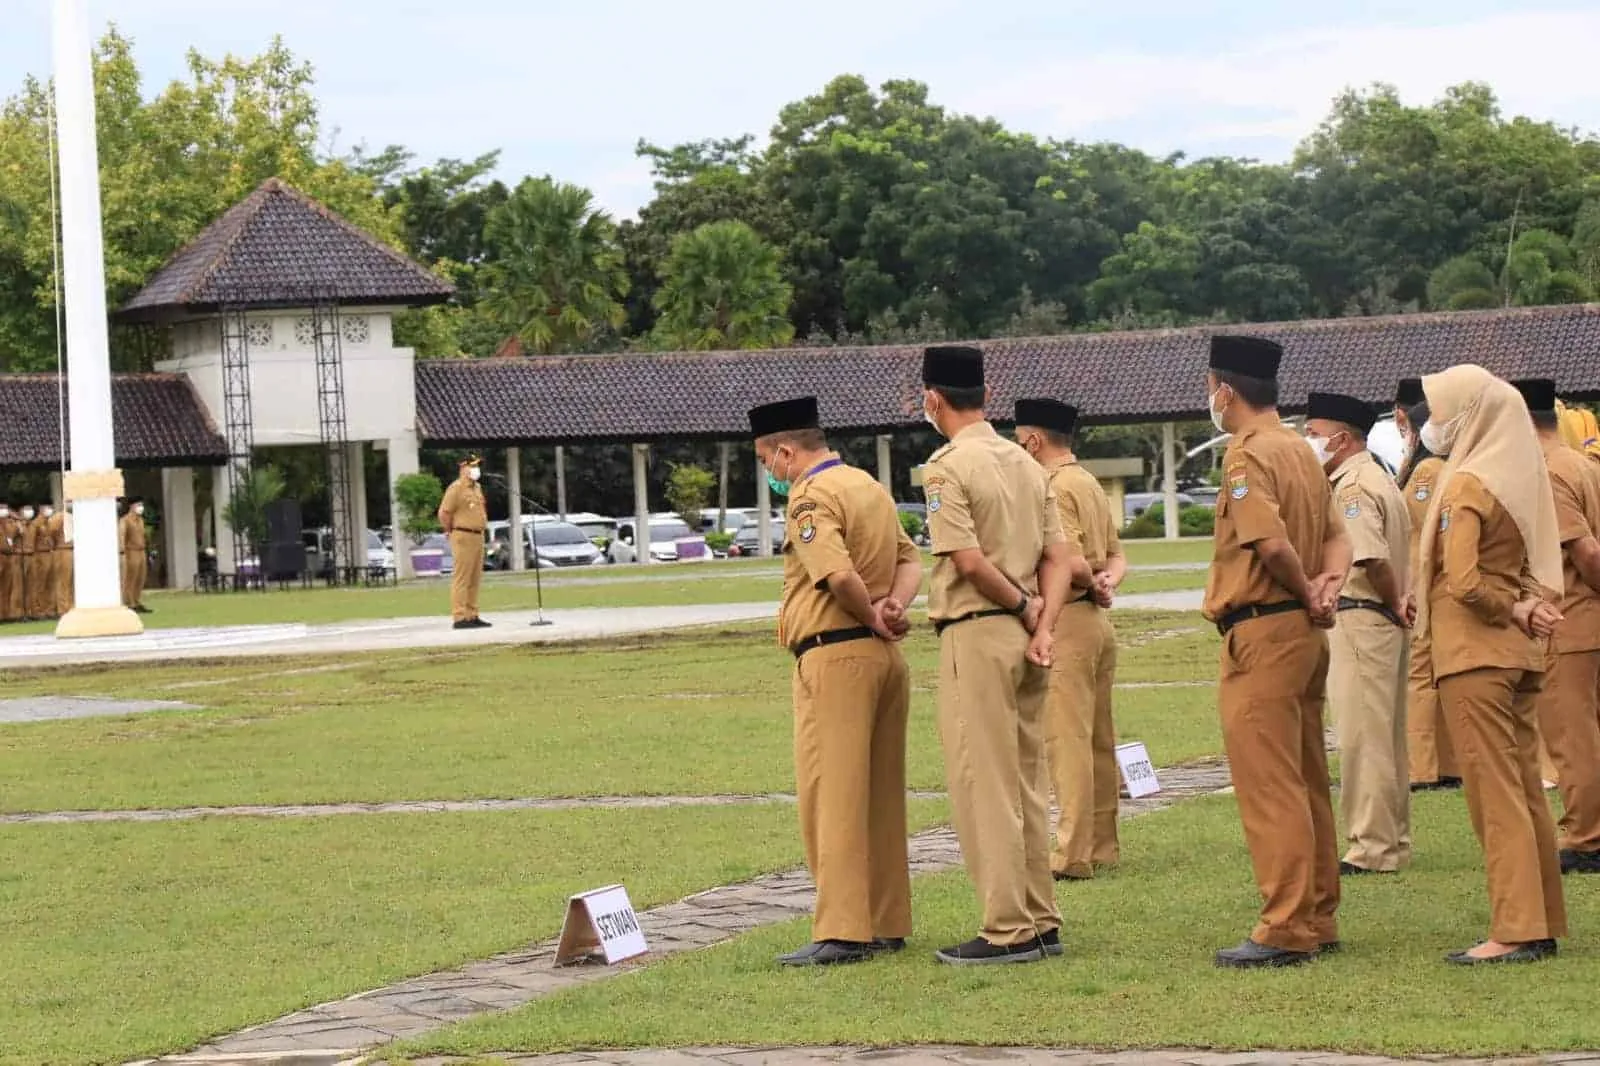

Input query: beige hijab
[1416,364,1563,634]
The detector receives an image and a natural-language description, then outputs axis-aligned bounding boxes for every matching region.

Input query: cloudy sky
[4,0,1599,219]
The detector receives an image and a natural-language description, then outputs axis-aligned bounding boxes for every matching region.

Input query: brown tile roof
[415,304,1600,445]
[116,178,454,323]
[0,373,229,471]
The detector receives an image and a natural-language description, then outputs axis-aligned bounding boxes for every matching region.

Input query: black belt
[790,626,875,659]
[1215,601,1304,636]
[453,527,484,535]
[1337,596,1402,626]
[932,608,1015,635]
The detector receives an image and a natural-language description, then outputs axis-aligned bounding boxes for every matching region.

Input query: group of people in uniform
[750,335,1600,972]
[0,496,152,622]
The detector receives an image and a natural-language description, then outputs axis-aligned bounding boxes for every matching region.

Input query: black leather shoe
[1052,870,1091,882]
[133,605,152,614]
[1560,848,1600,874]
[1038,927,1064,957]
[1438,776,1464,789]
[868,937,906,953]
[1444,939,1557,965]
[1214,939,1316,969]
[468,617,491,628]
[778,940,873,967]
[1410,780,1442,792]
[934,936,1043,965]
[1340,861,1397,876]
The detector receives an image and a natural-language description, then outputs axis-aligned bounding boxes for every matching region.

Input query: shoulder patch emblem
[1414,484,1430,502]
[789,501,817,518]
[927,487,942,513]
[1228,471,1249,500]
[797,513,816,543]
[1344,500,1361,519]
[1439,506,1451,533]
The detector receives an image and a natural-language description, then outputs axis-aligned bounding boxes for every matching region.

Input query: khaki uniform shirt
[45,512,66,549]
[1331,450,1410,602]
[119,511,147,554]
[1427,472,1545,680]
[0,516,17,557]
[1543,440,1600,655]
[440,477,487,533]
[924,421,1065,621]
[1203,413,1343,622]
[1048,457,1120,604]
[777,455,921,647]
[1403,456,1445,589]
[22,517,44,555]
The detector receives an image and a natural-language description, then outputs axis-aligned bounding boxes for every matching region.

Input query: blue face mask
[766,452,793,497]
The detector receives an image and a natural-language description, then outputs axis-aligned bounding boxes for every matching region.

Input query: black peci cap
[922,345,985,389]
[1209,335,1282,380]
[1306,391,1377,434]
[748,396,821,437]
[1511,378,1557,414]
[1014,398,1078,435]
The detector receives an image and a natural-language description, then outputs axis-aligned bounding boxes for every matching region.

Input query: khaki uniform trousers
[1536,649,1600,853]
[1407,631,1460,783]
[1217,611,1340,954]
[1437,667,1567,943]
[55,547,74,617]
[1328,610,1412,871]
[791,637,912,943]
[937,614,1059,946]
[449,530,484,622]
[120,550,147,608]
[1045,599,1119,878]
[0,556,20,621]
[27,549,56,618]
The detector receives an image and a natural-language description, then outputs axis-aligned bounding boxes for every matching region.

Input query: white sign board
[1115,741,1161,799]
[553,884,648,967]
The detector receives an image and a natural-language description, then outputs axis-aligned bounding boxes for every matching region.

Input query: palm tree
[652,220,795,526]
[480,177,628,354]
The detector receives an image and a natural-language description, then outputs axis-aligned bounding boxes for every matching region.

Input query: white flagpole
[51,0,141,638]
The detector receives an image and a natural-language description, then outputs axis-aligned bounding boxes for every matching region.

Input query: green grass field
[391,793,1600,1060]
[0,613,1218,813]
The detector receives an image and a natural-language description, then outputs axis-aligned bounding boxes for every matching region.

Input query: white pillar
[51,0,140,637]
[876,434,893,494]
[1161,421,1180,541]
[348,442,369,551]
[211,465,236,573]
[161,467,197,591]
[387,431,419,579]
[508,446,525,571]
[632,443,651,565]
[554,445,568,520]
[755,460,773,558]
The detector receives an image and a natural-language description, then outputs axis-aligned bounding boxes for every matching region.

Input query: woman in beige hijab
[1417,364,1568,964]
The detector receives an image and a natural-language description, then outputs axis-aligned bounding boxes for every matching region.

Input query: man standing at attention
[1514,379,1600,875]
[1304,391,1412,877]
[0,503,19,623]
[751,396,925,966]
[119,499,150,614]
[1203,335,1351,969]
[1014,397,1126,882]
[921,344,1088,966]
[438,455,490,630]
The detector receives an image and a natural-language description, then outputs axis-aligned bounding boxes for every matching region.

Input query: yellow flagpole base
[54,604,144,638]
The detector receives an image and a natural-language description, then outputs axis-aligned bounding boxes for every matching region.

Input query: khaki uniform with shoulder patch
[1534,442,1600,856]
[1403,456,1460,785]
[1043,457,1121,879]
[0,513,22,622]
[1327,451,1412,871]
[925,422,1064,946]
[440,475,487,623]
[1204,414,1344,954]
[780,456,921,944]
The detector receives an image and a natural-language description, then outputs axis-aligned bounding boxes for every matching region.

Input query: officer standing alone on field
[921,345,1089,966]
[1304,391,1412,876]
[1513,379,1600,876]
[1014,397,1127,882]
[119,499,150,613]
[438,455,490,629]
[1202,335,1352,969]
[750,396,926,967]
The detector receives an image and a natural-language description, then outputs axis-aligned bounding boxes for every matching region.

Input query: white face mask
[1208,387,1229,434]
[41,506,53,517]
[923,398,942,437]
[467,466,481,482]
[0,507,8,518]
[21,508,34,520]
[1306,435,1333,466]
[1420,418,1458,457]
[133,504,144,515]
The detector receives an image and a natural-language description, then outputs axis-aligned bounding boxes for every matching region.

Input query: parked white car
[608,517,709,564]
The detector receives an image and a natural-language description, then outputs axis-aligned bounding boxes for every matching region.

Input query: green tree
[479,177,628,354]
[664,463,715,528]
[220,465,286,559]
[651,221,794,351]
[393,472,444,545]
[1427,254,1499,309]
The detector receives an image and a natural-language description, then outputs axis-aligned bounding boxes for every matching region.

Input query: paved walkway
[131,762,1231,1066]
[396,1049,1600,1066]
[0,592,1204,669]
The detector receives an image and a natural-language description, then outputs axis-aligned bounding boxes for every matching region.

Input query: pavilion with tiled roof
[7,177,1600,588]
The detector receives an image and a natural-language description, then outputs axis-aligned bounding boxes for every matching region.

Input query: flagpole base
[54,605,144,639]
